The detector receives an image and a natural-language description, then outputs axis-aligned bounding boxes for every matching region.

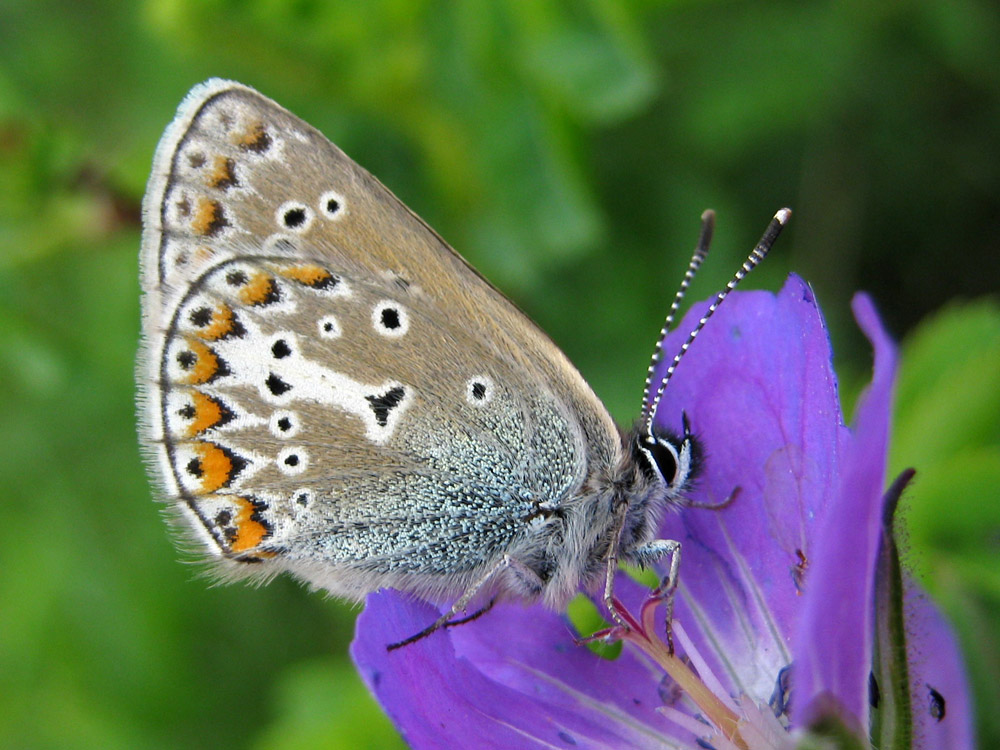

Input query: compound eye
[633,423,699,494]
[645,437,680,485]
[634,432,680,485]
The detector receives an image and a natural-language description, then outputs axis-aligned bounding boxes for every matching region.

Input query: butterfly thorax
[504,418,699,610]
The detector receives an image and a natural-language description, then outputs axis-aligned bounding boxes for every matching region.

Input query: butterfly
[137,79,785,648]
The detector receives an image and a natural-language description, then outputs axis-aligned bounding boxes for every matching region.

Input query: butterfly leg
[603,546,626,628]
[386,554,539,651]
[636,539,681,654]
[603,501,633,629]
[440,598,498,629]
[603,499,683,653]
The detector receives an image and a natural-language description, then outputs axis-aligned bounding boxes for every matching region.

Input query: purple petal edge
[791,293,898,728]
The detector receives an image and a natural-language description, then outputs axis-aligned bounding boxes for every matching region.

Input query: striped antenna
[643,208,792,438]
[641,209,716,419]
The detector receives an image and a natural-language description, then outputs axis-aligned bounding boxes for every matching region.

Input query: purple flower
[351,275,973,749]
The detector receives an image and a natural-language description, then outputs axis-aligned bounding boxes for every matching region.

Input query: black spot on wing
[366,386,406,427]
[266,372,292,396]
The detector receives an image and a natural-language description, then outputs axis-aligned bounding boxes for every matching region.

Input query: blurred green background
[1,1,998,747]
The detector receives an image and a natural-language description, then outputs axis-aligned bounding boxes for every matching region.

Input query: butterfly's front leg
[632,539,682,654]
[605,532,682,653]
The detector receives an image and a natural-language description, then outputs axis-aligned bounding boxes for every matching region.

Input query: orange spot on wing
[233,121,271,153]
[239,272,278,306]
[231,497,270,553]
[181,340,222,385]
[280,264,334,287]
[193,442,241,493]
[186,392,227,436]
[207,155,238,190]
[191,197,228,237]
[197,303,237,340]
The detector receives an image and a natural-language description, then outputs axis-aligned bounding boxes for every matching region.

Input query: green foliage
[566,593,623,660]
[0,0,997,746]
[251,659,404,750]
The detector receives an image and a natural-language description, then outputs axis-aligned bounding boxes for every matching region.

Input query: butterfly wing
[138,80,621,600]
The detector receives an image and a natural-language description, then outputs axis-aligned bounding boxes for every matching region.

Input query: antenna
[643,208,792,438]
[641,209,716,419]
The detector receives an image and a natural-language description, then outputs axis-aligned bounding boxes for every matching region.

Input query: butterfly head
[630,413,702,507]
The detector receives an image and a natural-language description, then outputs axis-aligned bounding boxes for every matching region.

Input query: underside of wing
[138,80,622,598]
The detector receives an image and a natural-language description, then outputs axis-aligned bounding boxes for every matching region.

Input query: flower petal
[352,278,914,746]
[652,275,845,704]
[791,293,898,728]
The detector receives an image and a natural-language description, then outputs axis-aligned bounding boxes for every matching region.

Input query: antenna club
[775,208,792,224]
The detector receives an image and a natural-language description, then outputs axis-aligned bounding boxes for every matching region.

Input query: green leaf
[251,658,405,750]
[566,593,622,660]
[871,470,917,750]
